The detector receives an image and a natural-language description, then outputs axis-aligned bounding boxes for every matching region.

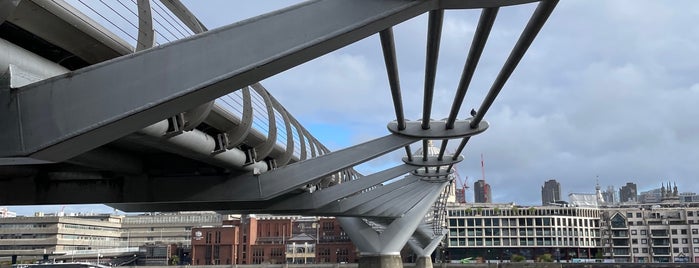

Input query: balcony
[651,248,671,256]
[650,230,669,237]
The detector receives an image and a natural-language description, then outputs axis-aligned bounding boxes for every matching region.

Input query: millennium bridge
[0,0,558,267]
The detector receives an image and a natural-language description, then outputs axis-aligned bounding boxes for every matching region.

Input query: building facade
[541,179,561,205]
[0,208,16,218]
[191,215,355,265]
[0,215,123,257]
[445,204,601,262]
[620,183,638,203]
[600,205,699,263]
[473,180,492,203]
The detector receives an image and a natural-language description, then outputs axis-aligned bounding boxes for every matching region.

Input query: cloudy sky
[9,0,699,215]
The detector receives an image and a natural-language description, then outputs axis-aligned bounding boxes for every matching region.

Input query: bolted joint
[403,154,463,167]
[387,119,488,139]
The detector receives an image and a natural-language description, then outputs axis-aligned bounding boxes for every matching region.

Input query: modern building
[680,193,699,203]
[473,180,492,203]
[0,214,124,264]
[445,203,601,262]
[602,186,617,205]
[639,188,663,204]
[0,208,15,218]
[620,183,638,203]
[541,179,561,205]
[191,215,355,265]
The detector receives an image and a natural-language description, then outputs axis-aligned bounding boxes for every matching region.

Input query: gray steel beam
[2,0,433,162]
[446,7,498,128]
[421,10,443,129]
[349,183,436,218]
[315,176,419,215]
[439,0,539,9]
[471,0,558,128]
[192,134,418,201]
[268,164,417,211]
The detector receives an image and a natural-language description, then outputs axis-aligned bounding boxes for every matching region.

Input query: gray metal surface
[1,0,432,162]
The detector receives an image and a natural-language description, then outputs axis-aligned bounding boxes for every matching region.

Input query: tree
[170,255,180,265]
[538,254,553,262]
[511,254,526,262]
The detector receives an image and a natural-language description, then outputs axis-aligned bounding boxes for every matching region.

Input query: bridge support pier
[337,179,448,268]
[358,254,402,268]
[415,256,433,268]
[407,221,446,268]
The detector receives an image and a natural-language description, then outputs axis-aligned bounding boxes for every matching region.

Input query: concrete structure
[620,183,638,203]
[474,180,492,204]
[0,208,15,218]
[541,180,561,206]
[446,203,601,262]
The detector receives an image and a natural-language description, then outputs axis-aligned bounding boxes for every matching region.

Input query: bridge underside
[0,0,557,266]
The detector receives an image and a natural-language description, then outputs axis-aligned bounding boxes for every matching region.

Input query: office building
[602,186,617,204]
[474,180,492,203]
[541,179,561,205]
[0,214,123,259]
[639,188,663,204]
[619,182,638,203]
[446,203,601,262]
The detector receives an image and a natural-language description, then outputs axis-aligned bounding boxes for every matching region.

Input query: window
[683,247,690,253]
[642,248,648,253]
[610,214,627,228]
[627,213,633,218]
[693,229,698,235]
[694,238,699,243]
[673,238,679,244]
[636,212,642,218]
[632,239,638,244]
[673,248,680,253]
[641,239,647,244]
[631,230,637,235]
[695,248,699,253]
[682,229,688,235]
[689,211,694,217]
[672,229,678,235]
[683,238,688,244]
[641,230,647,235]
[633,248,639,253]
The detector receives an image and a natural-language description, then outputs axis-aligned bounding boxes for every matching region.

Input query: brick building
[191,215,355,264]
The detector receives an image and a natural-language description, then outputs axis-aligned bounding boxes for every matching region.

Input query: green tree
[170,255,180,265]
[511,254,526,262]
[538,253,553,262]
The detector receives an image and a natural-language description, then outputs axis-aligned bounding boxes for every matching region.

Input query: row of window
[449,227,600,238]
[0,224,48,229]
[448,208,599,218]
[449,237,598,247]
[448,217,598,228]
[123,214,222,225]
[62,224,119,232]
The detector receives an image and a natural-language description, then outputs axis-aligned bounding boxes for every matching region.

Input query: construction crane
[455,170,469,204]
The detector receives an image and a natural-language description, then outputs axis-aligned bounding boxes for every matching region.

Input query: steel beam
[315,176,419,215]
[268,164,417,211]
[1,0,433,162]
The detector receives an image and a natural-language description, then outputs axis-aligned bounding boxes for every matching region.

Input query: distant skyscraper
[474,179,491,203]
[619,182,637,202]
[602,186,616,204]
[541,179,561,205]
